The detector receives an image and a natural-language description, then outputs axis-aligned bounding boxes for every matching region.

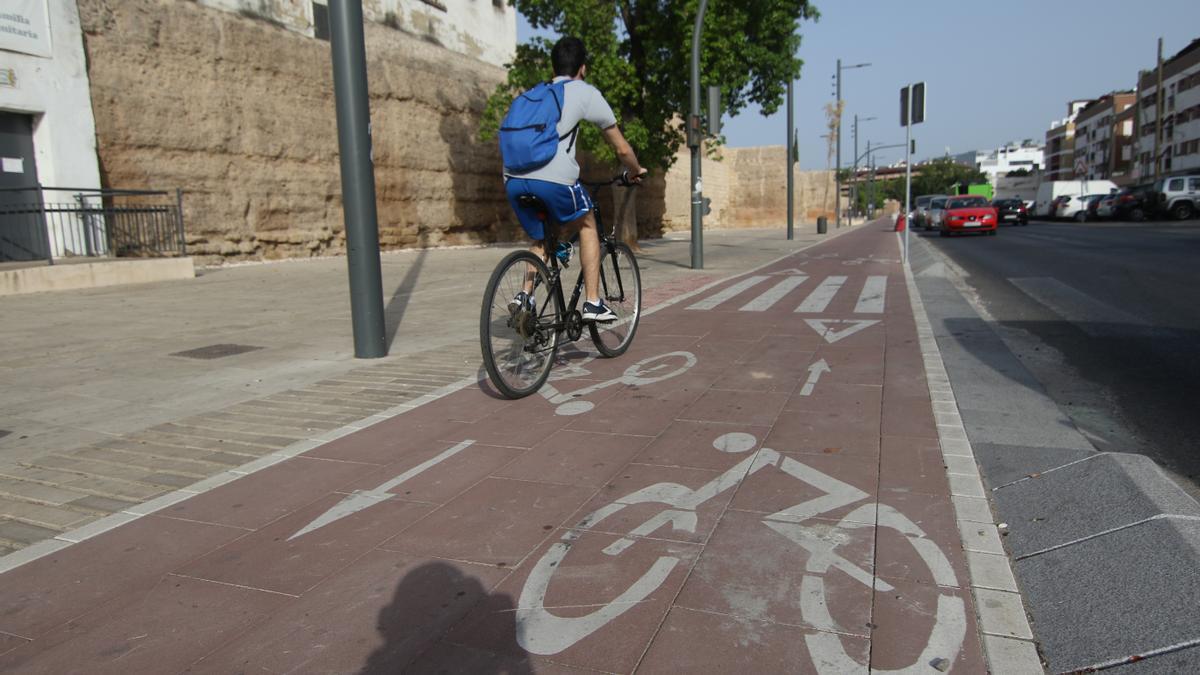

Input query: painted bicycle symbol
[540,350,697,416]
[516,432,966,672]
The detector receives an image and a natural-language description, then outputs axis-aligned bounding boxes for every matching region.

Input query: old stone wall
[79,0,517,262]
[662,145,839,232]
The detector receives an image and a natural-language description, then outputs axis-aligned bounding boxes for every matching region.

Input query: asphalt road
[917,218,1200,497]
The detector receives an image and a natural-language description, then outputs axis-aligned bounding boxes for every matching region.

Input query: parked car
[991,198,1028,225]
[1085,194,1106,221]
[1153,175,1199,220]
[1034,180,1118,217]
[1055,193,1110,222]
[913,194,946,229]
[939,195,998,236]
[1111,184,1155,221]
[925,197,949,231]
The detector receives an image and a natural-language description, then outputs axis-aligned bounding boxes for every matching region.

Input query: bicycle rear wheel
[589,241,641,357]
[480,250,561,399]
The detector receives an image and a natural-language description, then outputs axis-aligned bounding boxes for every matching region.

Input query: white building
[953,142,1044,185]
[1,0,104,259]
[1133,38,1200,181]
[198,0,518,67]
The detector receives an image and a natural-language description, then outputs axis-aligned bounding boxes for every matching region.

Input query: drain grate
[170,344,265,360]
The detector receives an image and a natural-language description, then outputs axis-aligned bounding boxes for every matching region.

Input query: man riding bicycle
[503,36,648,323]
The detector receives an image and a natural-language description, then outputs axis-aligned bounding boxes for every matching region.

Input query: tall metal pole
[852,114,858,225]
[330,0,387,358]
[866,140,872,218]
[835,59,842,228]
[689,0,709,269]
[904,118,912,264]
[787,77,794,240]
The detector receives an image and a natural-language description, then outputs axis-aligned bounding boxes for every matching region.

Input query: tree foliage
[850,158,990,210]
[480,0,820,170]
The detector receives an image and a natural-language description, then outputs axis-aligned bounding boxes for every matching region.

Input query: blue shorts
[505,177,593,241]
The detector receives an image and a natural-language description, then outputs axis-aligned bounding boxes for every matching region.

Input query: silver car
[925,197,948,231]
[914,194,946,229]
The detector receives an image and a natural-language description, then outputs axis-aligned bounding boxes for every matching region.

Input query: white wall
[0,0,101,192]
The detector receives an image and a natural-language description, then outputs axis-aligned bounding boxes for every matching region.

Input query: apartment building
[954,142,1044,185]
[1073,92,1136,184]
[1044,100,1092,181]
[1133,38,1200,181]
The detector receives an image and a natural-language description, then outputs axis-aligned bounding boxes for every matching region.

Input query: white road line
[795,276,847,313]
[854,276,887,313]
[740,275,808,311]
[1008,277,1149,337]
[686,275,769,310]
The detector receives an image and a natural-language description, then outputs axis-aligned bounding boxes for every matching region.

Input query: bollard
[817,216,828,234]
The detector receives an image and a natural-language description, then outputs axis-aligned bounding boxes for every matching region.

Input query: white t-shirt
[505,76,618,186]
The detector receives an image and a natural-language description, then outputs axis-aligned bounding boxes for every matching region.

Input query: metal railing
[0,186,185,264]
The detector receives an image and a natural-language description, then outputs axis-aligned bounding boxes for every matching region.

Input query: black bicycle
[480,174,643,399]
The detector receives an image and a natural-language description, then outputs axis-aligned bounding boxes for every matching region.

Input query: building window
[313,1,329,40]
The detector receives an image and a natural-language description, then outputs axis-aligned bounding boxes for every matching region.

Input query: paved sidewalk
[0,226,846,554]
[0,224,1027,672]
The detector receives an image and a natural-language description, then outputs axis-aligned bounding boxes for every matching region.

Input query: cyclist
[504,36,648,323]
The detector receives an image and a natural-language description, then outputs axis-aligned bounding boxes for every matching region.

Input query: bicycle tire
[589,242,641,357]
[480,250,560,399]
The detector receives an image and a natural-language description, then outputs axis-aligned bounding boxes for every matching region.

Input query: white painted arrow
[798,359,831,396]
[804,319,880,344]
[288,439,476,541]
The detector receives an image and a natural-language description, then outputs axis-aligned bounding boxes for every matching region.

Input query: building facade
[1,1,107,261]
[1073,92,1136,184]
[197,0,517,67]
[954,143,1044,185]
[1044,100,1092,181]
[1133,38,1200,181]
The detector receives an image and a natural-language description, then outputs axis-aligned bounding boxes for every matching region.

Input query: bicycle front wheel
[589,241,641,357]
[480,250,561,399]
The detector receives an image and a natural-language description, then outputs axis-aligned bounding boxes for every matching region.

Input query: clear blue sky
[517,1,1199,170]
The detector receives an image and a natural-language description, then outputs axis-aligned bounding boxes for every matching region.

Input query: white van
[1034,180,1117,218]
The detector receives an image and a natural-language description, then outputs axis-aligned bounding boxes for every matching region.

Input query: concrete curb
[0,225,860,576]
[909,234,1200,673]
[900,237,1044,674]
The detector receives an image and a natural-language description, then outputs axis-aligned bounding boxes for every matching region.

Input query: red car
[939,195,998,236]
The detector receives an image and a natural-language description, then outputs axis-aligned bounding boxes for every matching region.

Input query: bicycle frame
[529,182,630,342]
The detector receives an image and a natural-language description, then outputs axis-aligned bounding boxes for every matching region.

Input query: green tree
[910,157,988,196]
[480,0,820,171]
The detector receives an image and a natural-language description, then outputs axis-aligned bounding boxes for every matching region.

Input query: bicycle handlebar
[582,170,648,189]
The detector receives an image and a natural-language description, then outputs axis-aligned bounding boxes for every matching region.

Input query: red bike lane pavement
[0,224,988,673]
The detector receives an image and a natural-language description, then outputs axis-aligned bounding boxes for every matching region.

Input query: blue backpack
[499,81,579,173]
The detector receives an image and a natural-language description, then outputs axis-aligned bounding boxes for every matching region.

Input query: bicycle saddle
[516,194,549,220]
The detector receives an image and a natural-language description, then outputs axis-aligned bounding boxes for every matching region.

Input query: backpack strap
[549,80,579,152]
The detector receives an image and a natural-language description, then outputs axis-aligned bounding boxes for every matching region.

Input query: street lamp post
[787,77,794,240]
[834,60,870,228]
[852,114,876,223]
[689,0,710,269]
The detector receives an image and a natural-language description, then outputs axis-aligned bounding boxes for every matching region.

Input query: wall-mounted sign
[0,1,52,58]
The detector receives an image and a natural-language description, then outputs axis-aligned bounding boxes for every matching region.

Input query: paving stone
[982,635,1044,674]
[1014,517,1200,673]
[993,453,1200,558]
[871,577,986,672]
[0,498,92,531]
[0,519,61,546]
[0,478,86,506]
[966,551,1019,592]
[193,551,508,673]
[973,588,1033,640]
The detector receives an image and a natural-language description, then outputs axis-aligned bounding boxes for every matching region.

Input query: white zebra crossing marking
[685,275,889,314]
[686,275,769,311]
[796,276,847,313]
[740,276,808,311]
[854,276,887,313]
